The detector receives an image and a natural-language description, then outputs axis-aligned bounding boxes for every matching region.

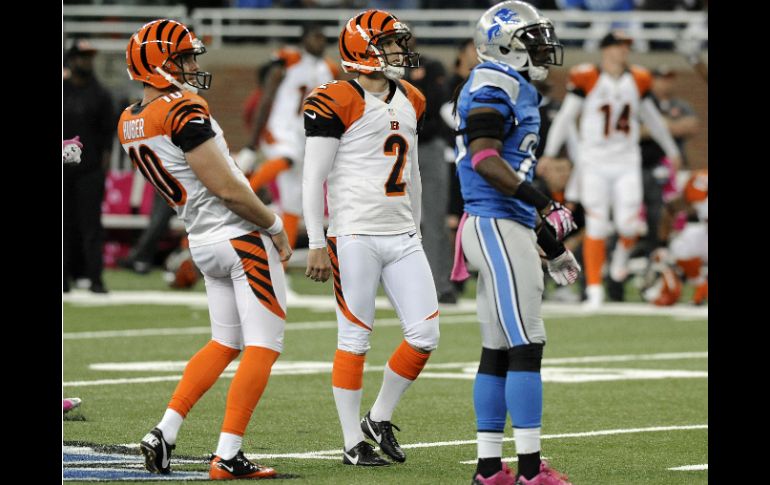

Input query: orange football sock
[332,349,365,390]
[693,280,708,304]
[283,212,300,249]
[676,257,702,280]
[221,346,280,436]
[280,212,300,271]
[368,341,430,422]
[168,340,240,417]
[619,235,637,249]
[248,157,291,192]
[388,340,430,381]
[584,237,606,286]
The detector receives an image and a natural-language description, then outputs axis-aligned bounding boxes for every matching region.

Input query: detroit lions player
[451,2,579,484]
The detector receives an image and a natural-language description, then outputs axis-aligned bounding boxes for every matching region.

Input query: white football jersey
[303,79,426,237]
[568,63,652,165]
[265,48,338,159]
[117,90,257,248]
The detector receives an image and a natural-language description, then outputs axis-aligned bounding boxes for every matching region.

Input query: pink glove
[62,136,83,165]
[546,249,581,285]
[660,157,679,202]
[63,136,83,149]
[543,202,577,241]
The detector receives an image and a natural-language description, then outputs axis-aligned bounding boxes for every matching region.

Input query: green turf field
[63,268,707,484]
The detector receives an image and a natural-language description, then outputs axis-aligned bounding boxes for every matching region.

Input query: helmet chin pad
[383,65,405,80]
[528,65,549,81]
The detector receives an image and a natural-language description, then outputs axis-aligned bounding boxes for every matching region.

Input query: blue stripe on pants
[477,217,529,346]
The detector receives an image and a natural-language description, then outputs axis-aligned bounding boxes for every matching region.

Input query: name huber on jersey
[123,118,145,141]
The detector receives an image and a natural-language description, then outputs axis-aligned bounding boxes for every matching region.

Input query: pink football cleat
[516,461,572,485]
[63,398,82,413]
[473,462,517,485]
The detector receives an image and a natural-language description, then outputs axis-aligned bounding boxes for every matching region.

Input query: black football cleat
[342,441,390,466]
[139,428,175,474]
[361,411,406,462]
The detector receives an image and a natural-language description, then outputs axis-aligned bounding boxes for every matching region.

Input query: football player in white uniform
[118,19,291,480]
[542,31,681,308]
[236,24,338,259]
[302,9,440,466]
[656,169,708,305]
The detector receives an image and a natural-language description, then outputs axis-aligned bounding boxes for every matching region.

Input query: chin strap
[528,65,549,81]
[383,65,405,80]
[156,66,198,94]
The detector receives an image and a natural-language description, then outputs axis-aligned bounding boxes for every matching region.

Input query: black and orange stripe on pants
[327,236,370,330]
[231,231,285,319]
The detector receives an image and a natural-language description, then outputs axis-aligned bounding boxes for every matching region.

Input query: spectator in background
[404,35,456,304]
[557,0,647,52]
[118,191,177,275]
[368,0,419,9]
[637,65,699,257]
[63,39,115,294]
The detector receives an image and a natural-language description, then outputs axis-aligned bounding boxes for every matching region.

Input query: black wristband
[537,223,566,259]
[514,182,552,212]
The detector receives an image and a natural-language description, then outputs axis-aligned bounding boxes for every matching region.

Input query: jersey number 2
[384,134,408,197]
[128,145,187,206]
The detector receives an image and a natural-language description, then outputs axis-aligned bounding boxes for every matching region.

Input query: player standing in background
[236,24,338,261]
[655,169,707,305]
[119,19,291,480]
[452,2,579,483]
[541,30,681,309]
[302,9,440,467]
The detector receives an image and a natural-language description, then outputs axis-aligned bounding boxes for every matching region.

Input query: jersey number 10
[128,145,187,207]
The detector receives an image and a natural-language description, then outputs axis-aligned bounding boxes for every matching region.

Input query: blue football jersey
[455,61,542,228]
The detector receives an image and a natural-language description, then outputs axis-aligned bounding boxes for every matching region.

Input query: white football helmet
[474,0,563,81]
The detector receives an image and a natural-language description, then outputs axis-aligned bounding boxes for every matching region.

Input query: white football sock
[156,408,184,445]
[369,363,413,422]
[477,431,505,459]
[215,432,243,461]
[333,387,365,451]
[514,427,541,455]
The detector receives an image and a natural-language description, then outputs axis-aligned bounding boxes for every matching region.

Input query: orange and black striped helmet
[338,10,419,76]
[126,19,211,91]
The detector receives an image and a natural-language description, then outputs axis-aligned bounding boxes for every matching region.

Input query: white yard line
[63,314,478,340]
[239,424,708,460]
[668,464,708,471]
[67,352,707,386]
[63,290,707,318]
[543,352,708,364]
[87,352,707,373]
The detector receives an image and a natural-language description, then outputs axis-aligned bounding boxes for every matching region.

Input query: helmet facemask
[158,39,212,93]
[503,23,563,81]
[368,28,419,80]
